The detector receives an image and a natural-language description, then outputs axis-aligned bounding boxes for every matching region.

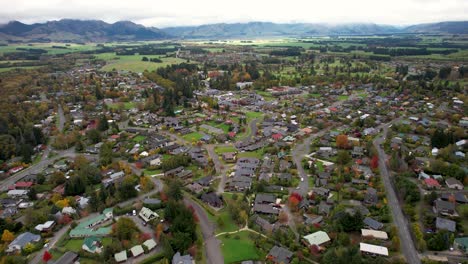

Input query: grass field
[95,52,187,72]
[0,66,43,72]
[238,149,264,159]
[182,132,204,142]
[132,135,147,143]
[215,146,237,154]
[338,95,349,100]
[245,111,263,119]
[107,101,137,110]
[219,231,262,263]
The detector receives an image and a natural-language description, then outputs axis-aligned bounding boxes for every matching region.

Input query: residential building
[172,252,194,264]
[139,207,159,222]
[7,232,41,252]
[303,231,331,247]
[359,243,389,257]
[267,246,293,264]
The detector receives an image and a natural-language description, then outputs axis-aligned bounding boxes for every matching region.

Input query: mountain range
[0,19,467,42]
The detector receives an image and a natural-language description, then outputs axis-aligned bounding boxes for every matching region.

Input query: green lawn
[63,239,83,251]
[132,135,147,143]
[215,146,237,154]
[97,52,188,72]
[144,169,162,176]
[245,111,263,119]
[107,101,137,110]
[219,231,263,263]
[316,161,324,172]
[338,95,349,100]
[238,149,264,159]
[216,209,239,234]
[182,132,204,142]
[309,93,321,98]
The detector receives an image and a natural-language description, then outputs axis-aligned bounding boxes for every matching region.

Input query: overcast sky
[1,0,467,27]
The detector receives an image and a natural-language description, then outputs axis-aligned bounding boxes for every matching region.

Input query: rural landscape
[0,1,467,264]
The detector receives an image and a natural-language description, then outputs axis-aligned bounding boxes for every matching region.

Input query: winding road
[184,197,223,264]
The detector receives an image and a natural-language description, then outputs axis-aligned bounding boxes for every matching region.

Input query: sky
[1,0,467,27]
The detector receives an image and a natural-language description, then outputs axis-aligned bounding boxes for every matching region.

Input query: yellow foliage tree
[55,199,69,209]
[1,230,14,243]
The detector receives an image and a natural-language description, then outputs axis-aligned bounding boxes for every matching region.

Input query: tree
[336,150,351,165]
[27,187,37,200]
[86,129,101,144]
[99,142,113,166]
[98,114,109,131]
[167,179,183,201]
[336,134,348,149]
[278,211,288,224]
[370,155,379,170]
[112,217,139,240]
[43,250,52,262]
[1,230,14,243]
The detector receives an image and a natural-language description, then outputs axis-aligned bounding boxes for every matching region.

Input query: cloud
[0,0,467,27]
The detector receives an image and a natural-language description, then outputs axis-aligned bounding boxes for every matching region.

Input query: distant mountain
[163,22,403,38]
[404,21,468,34]
[0,19,467,42]
[0,19,168,42]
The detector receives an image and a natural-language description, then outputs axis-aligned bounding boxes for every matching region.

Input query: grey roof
[254,193,276,204]
[364,217,383,230]
[253,204,280,215]
[54,251,79,264]
[143,198,161,205]
[268,246,293,264]
[172,251,193,264]
[436,217,456,232]
[9,232,40,249]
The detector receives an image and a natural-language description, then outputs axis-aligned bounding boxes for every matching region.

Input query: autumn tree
[336,134,349,149]
[1,230,14,243]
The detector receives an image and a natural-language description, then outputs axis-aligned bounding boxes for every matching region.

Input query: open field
[96,52,187,72]
[219,231,263,263]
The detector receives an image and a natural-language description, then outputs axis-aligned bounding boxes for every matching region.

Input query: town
[0,32,467,264]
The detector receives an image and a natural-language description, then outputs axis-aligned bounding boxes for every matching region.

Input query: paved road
[373,122,420,264]
[30,177,163,264]
[57,104,65,132]
[0,149,97,192]
[184,197,223,264]
[291,128,331,195]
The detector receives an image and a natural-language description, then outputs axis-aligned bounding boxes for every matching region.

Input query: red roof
[329,107,338,112]
[272,133,283,140]
[424,178,441,187]
[15,181,33,188]
[228,132,236,138]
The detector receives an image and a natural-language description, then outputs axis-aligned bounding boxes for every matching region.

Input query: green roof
[70,226,111,237]
[103,208,113,215]
[455,237,468,247]
[83,236,101,251]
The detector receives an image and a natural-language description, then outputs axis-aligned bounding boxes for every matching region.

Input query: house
[172,251,194,264]
[303,231,331,247]
[364,188,378,205]
[187,183,204,194]
[436,217,456,232]
[69,208,113,237]
[253,214,275,232]
[454,237,468,254]
[54,251,79,264]
[254,193,276,205]
[7,189,28,198]
[196,176,213,187]
[424,178,441,189]
[441,193,468,204]
[363,217,384,230]
[35,220,55,232]
[139,207,159,222]
[13,181,34,189]
[82,236,103,253]
[114,250,128,263]
[433,200,456,216]
[131,245,144,257]
[201,192,223,207]
[253,204,280,215]
[446,178,464,190]
[359,243,389,257]
[143,239,157,251]
[318,201,332,216]
[267,246,293,264]
[312,187,330,197]
[62,207,77,215]
[7,232,41,252]
[361,229,388,240]
[222,152,237,163]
